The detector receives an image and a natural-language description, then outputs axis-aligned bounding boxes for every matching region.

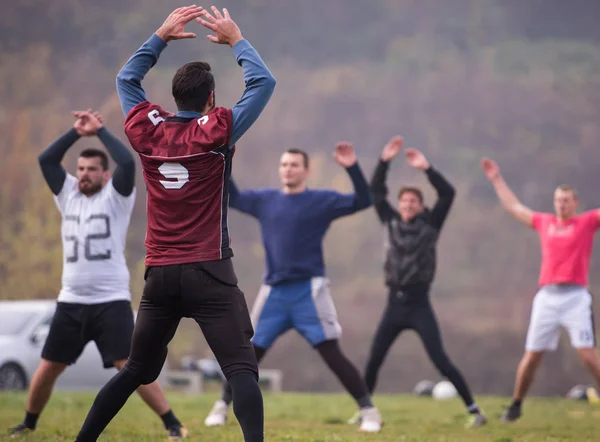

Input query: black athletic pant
[364,292,475,408]
[75,260,264,442]
[222,340,372,409]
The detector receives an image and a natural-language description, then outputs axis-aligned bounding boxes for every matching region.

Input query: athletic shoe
[501,404,522,422]
[465,413,487,428]
[587,387,600,404]
[9,423,33,437]
[204,400,229,427]
[358,407,383,433]
[167,425,189,441]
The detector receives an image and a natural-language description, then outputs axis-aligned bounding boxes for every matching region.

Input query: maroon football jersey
[124,101,235,266]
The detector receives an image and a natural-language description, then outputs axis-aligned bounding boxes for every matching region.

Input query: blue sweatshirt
[229,164,372,285]
[116,34,276,148]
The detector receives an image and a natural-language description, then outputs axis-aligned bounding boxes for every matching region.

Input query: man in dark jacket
[362,136,486,428]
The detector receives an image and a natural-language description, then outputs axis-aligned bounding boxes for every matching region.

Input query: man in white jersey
[9,110,187,441]
[482,157,600,422]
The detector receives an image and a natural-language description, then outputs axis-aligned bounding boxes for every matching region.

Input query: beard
[78,180,103,196]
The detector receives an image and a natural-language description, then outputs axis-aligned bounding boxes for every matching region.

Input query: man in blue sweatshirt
[204,143,383,433]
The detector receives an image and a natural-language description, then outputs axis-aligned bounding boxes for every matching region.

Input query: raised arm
[345,163,372,211]
[38,129,80,195]
[96,129,135,196]
[198,7,276,147]
[370,136,404,223]
[229,41,276,146]
[323,142,373,220]
[425,167,455,229]
[404,148,455,229]
[116,35,165,116]
[116,6,205,116]
[481,158,534,227]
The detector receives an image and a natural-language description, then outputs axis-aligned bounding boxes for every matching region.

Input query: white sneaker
[204,400,229,427]
[358,407,382,433]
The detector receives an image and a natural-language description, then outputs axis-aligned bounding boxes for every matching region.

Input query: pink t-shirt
[532,210,599,287]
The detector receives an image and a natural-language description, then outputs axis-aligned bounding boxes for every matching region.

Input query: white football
[432,380,458,400]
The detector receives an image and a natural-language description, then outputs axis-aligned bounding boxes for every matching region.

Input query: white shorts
[525,284,595,351]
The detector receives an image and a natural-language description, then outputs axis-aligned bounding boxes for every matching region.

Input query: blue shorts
[250,277,342,349]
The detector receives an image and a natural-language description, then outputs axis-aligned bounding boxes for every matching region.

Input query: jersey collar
[176,110,203,118]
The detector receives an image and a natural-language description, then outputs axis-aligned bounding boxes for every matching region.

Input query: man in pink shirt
[482,157,600,422]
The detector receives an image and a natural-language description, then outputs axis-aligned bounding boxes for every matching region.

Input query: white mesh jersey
[54,174,136,304]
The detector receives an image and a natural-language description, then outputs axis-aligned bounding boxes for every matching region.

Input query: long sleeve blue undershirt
[228,163,372,285]
[116,34,276,149]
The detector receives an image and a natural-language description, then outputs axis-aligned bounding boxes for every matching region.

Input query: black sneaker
[9,423,34,437]
[501,404,522,422]
[167,425,189,441]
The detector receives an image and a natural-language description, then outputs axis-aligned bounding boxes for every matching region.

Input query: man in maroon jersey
[482,157,600,423]
[74,6,275,442]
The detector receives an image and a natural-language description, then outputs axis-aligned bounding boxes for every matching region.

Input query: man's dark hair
[285,148,309,169]
[79,149,109,171]
[172,61,215,112]
[398,186,424,204]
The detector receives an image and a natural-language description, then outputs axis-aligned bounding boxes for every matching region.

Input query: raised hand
[156,5,205,42]
[481,157,501,181]
[92,111,104,125]
[404,148,430,170]
[381,136,404,162]
[197,6,243,46]
[333,142,357,168]
[73,109,103,136]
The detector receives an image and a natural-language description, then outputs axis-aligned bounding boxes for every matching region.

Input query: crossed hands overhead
[380,136,430,171]
[156,5,243,47]
[73,109,103,136]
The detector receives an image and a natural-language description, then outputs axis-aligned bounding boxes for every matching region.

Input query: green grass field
[1,392,598,441]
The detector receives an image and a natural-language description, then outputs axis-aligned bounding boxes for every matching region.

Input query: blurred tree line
[1,0,599,396]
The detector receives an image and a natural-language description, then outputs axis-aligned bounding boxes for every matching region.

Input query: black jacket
[371,159,455,292]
